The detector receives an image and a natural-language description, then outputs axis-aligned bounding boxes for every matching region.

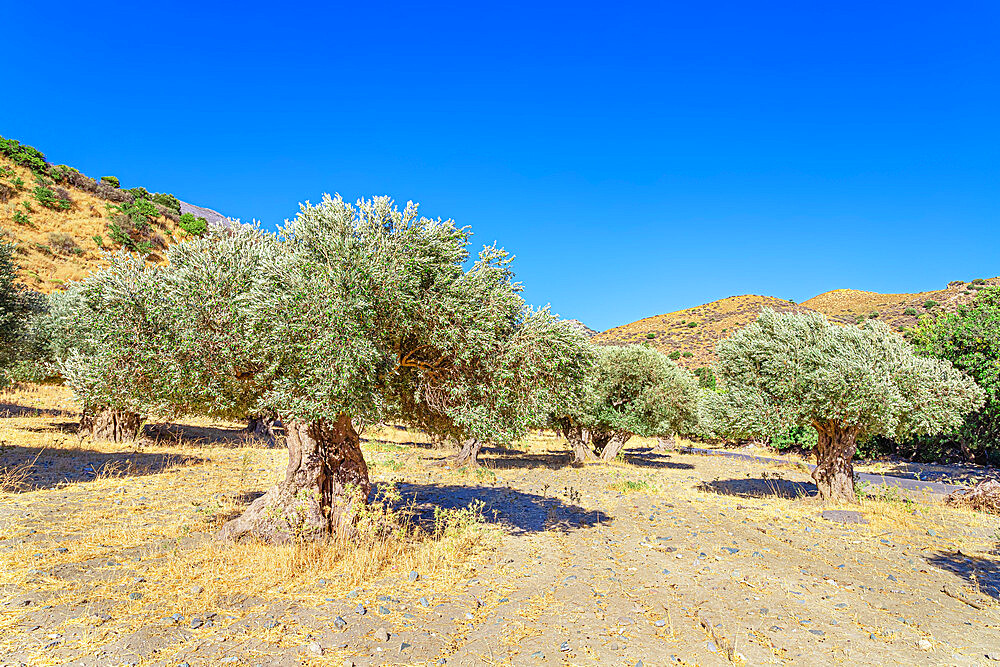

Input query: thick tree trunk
[654,434,675,452]
[218,414,370,543]
[450,438,483,467]
[561,422,595,463]
[244,410,281,444]
[80,408,143,443]
[599,433,631,462]
[812,422,859,503]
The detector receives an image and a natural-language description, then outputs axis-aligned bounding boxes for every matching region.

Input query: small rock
[308,642,323,656]
[333,616,347,630]
[560,641,570,652]
[190,585,203,595]
[355,603,367,615]
[927,529,937,537]
[343,661,355,667]
[918,639,932,650]
[399,641,412,652]
[986,652,1000,661]
[128,592,142,600]
[375,627,390,642]
[408,570,420,582]
[191,617,204,629]
[419,597,430,607]
[654,619,666,627]
[379,605,390,615]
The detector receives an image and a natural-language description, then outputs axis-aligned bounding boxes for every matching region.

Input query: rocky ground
[1,386,999,666]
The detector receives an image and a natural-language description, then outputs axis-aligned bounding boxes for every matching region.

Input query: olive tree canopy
[703,309,984,501]
[54,195,592,541]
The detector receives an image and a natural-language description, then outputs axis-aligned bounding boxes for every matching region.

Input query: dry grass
[0,157,188,293]
[0,385,502,664]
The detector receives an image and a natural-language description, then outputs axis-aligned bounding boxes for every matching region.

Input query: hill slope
[0,137,229,293]
[595,278,1000,368]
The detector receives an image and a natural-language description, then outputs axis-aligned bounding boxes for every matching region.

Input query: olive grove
[702,309,985,502]
[49,196,593,542]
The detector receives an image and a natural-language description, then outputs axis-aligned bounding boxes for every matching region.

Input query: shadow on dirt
[0,402,76,418]
[697,477,817,499]
[0,445,204,493]
[926,550,1000,600]
[144,422,260,448]
[621,450,696,470]
[391,481,612,534]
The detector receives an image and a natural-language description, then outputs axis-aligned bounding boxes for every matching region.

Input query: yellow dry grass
[0,384,502,665]
[0,157,187,293]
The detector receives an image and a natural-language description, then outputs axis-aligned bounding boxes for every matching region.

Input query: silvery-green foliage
[704,308,985,441]
[586,344,701,439]
[0,241,43,386]
[55,194,593,446]
[55,251,168,414]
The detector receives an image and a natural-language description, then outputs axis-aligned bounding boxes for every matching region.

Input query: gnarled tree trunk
[654,434,675,452]
[561,421,595,463]
[219,414,370,543]
[812,422,859,502]
[599,432,631,462]
[80,408,143,443]
[244,409,282,444]
[450,438,483,467]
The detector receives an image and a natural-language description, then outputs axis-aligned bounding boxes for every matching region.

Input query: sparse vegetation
[100,175,120,188]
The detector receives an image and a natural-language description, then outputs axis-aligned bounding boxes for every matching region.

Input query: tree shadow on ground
[144,422,260,448]
[390,481,612,534]
[926,550,1000,601]
[0,445,204,493]
[620,449,696,470]
[483,450,574,470]
[0,402,76,418]
[697,477,817,499]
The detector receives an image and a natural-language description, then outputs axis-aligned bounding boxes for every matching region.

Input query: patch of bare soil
[2,388,999,666]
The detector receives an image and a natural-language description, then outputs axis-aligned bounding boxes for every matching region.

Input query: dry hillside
[596,278,1000,368]
[0,144,221,294]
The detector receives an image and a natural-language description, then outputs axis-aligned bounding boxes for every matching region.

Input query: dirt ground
[1,385,999,666]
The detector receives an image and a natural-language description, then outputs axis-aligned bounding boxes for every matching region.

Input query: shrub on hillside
[128,186,151,200]
[693,366,716,389]
[924,300,938,309]
[100,176,120,188]
[32,185,72,210]
[179,212,208,236]
[904,307,918,315]
[668,350,681,360]
[0,136,49,175]
[682,351,693,357]
[152,193,181,214]
[95,182,132,203]
[12,211,31,226]
[47,232,81,255]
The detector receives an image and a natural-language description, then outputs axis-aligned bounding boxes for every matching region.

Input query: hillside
[0,136,226,293]
[595,278,1000,368]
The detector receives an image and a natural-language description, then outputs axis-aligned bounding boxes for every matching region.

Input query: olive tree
[59,195,590,542]
[703,309,984,502]
[0,241,43,387]
[558,344,700,462]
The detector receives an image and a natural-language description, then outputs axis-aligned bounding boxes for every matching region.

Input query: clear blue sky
[3,1,997,330]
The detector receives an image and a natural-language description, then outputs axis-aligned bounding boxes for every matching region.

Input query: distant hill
[0,136,232,293]
[594,278,1000,368]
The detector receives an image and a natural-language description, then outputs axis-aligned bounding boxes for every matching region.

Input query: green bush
[152,193,181,214]
[868,311,879,319]
[668,350,681,360]
[112,198,158,227]
[904,307,917,315]
[645,333,655,339]
[0,135,49,175]
[12,211,30,226]
[10,176,24,191]
[179,212,208,236]
[924,300,938,309]
[93,234,105,248]
[100,176,120,188]
[128,186,150,200]
[693,366,716,389]
[771,425,818,450]
[32,185,72,210]
[973,278,986,285]
[687,321,697,328]
[681,351,693,357]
